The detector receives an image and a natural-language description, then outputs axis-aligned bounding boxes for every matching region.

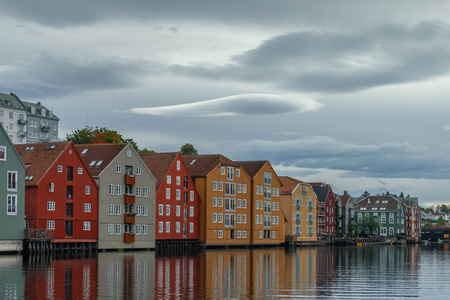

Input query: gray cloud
[172,21,450,93]
[130,94,322,117]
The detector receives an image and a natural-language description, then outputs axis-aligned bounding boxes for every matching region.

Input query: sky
[2,0,450,207]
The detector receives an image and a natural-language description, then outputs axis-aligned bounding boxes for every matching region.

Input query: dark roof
[235,161,267,178]
[0,93,26,110]
[22,101,59,120]
[355,195,401,212]
[139,152,178,188]
[182,154,239,177]
[312,186,330,202]
[15,142,70,186]
[75,144,127,177]
[398,197,418,207]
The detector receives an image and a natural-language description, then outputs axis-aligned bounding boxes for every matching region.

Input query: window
[176,205,181,216]
[83,222,91,231]
[218,197,223,207]
[143,206,148,216]
[264,172,272,185]
[259,231,263,238]
[220,167,225,175]
[7,171,17,191]
[143,187,148,197]
[115,204,121,215]
[136,167,141,175]
[0,146,5,161]
[237,199,241,208]
[190,223,194,233]
[47,201,55,211]
[67,166,73,181]
[227,167,234,180]
[116,185,122,195]
[57,165,63,173]
[190,191,194,202]
[213,181,218,191]
[159,222,163,233]
[78,167,83,175]
[213,197,217,207]
[166,205,170,216]
[176,176,181,185]
[213,213,217,223]
[84,203,91,212]
[190,206,194,217]
[176,189,180,200]
[135,224,141,235]
[218,213,223,223]
[237,184,242,193]
[177,160,181,170]
[104,205,114,216]
[115,224,121,235]
[143,224,148,235]
[108,224,114,235]
[243,199,247,208]
[256,185,259,195]
[135,205,141,216]
[176,222,180,233]
[136,186,141,197]
[159,205,163,216]
[85,185,90,195]
[116,165,122,173]
[166,188,170,199]
[108,184,114,195]
[243,214,247,224]
[236,169,240,177]
[49,182,54,192]
[218,230,223,238]
[166,222,170,233]
[264,187,271,199]
[167,175,171,184]
[243,184,247,194]
[243,231,247,239]
[219,181,223,191]
[225,182,236,196]
[256,215,259,224]
[237,214,241,223]
[127,150,132,157]
[47,220,55,230]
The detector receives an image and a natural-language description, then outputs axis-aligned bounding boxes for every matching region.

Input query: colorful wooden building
[279,176,317,243]
[183,155,252,246]
[310,183,336,242]
[140,152,200,248]
[76,143,156,250]
[0,124,26,252]
[237,161,285,245]
[16,142,98,246]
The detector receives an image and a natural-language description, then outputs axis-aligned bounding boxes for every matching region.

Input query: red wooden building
[310,183,336,242]
[16,142,98,246]
[140,152,200,247]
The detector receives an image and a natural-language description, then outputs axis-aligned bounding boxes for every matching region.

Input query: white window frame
[85,185,90,195]
[7,171,17,191]
[47,201,55,211]
[7,195,17,215]
[115,224,121,235]
[83,221,91,231]
[84,203,91,212]
[47,220,55,230]
[108,224,114,235]
[143,206,148,216]
[108,184,114,195]
[108,204,114,215]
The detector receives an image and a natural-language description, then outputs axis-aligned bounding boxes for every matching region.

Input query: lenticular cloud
[130,94,322,117]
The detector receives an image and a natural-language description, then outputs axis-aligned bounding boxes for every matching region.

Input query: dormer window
[81,149,89,154]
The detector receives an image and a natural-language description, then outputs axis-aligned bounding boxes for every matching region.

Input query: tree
[66,126,139,151]
[361,191,370,197]
[358,215,378,237]
[437,216,446,226]
[441,204,450,214]
[399,192,404,198]
[343,190,349,195]
[139,148,155,153]
[180,143,198,155]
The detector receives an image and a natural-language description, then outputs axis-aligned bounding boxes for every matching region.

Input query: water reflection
[4,244,443,299]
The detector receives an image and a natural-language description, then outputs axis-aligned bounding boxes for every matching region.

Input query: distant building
[310,183,336,242]
[398,197,420,241]
[338,194,355,237]
[0,124,26,252]
[0,92,59,144]
[22,101,59,143]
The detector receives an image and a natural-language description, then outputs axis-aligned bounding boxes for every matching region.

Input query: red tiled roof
[182,154,239,177]
[340,195,351,207]
[279,176,302,194]
[235,161,267,178]
[75,144,127,177]
[139,152,178,189]
[15,142,69,186]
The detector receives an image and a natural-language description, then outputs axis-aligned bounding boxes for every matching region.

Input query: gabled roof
[0,123,26,169]
[182,154,239,177]
[398,197,418,207]
[75,143,127,177]
[312,186,331,202]
[236,161,267,178]
[355,195,401,212]
[0,92,26,111]
[139,152,178,189]
[15,142,69,186]
[22,101,59,120]
[340,195,351,207]
[279,176,300,194]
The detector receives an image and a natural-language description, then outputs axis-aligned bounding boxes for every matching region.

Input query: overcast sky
[2,0,450,206]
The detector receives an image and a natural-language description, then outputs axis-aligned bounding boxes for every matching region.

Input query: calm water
[0,244,449,299]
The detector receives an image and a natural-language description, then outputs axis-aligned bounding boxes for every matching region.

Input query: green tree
[139,148,155,153]
[358,215,378,237]
[343,190,349,195]
[180,143,198,155]
[66,126,139,151]
[437,216,446,226]
[347,222,358,238]
[399,192,404,198]
[361,191,370,197]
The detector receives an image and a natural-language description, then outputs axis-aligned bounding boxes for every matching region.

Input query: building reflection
[283,247,318,297]
[97,251,155,300]
[24,254,97,299]
[0,255,24,300]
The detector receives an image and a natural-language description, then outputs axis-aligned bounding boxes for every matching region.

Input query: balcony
[18,119,27,125]
[124,194,135,204]
[124,214,136,223]
[18,131,27,137]
[41,125,50,132]
[124,233,135,243]
[124,174,135,185]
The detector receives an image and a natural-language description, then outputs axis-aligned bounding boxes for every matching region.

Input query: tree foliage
[66,126,138,150]
[180,143,198,155]
[358,215,378,237]
[361,191,370,197]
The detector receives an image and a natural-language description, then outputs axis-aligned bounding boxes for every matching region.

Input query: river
[0,244,448,299]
